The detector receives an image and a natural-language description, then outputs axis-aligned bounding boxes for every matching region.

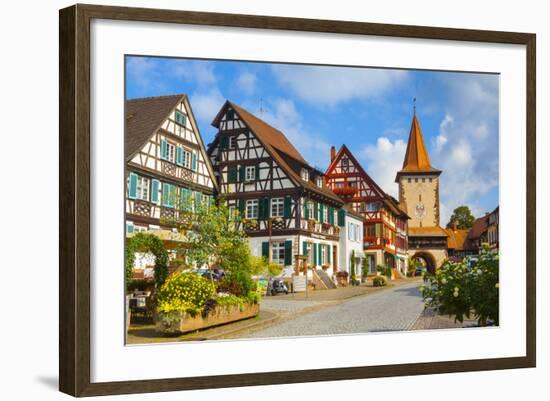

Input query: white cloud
[190,88,225,124]
[243,98,332,169]
[237,72,257,95]
[430,74,499,222]
[272,65,408,107]
[360,137,407,198]
[171,61,216,86]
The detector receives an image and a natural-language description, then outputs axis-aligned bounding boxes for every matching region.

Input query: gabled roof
[126,94,184,159]
[445,228,469,250]
[211,101,343,204]
[326,144,409,217]
[125,94,218,191]
[396,114,441,180]
[467,215,489,240]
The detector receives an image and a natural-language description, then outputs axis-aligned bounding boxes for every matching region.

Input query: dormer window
[175,110,187,127]
[316,176,323,188]
[301,168,309,181]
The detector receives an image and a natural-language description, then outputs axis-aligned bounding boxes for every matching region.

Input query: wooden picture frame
[59,3,536,397]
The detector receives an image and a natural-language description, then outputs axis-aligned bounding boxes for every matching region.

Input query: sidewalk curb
[199,311,281,340]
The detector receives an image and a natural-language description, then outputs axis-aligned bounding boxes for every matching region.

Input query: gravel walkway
[243,281,425,338]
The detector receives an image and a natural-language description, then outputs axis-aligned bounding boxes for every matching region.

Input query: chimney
[330,146,336,162]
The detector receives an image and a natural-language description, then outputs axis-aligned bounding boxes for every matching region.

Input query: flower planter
[157,303,260,334]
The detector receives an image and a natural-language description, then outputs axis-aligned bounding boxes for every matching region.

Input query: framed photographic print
[59,4,536,397]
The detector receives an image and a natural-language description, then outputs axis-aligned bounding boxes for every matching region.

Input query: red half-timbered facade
[325,145,409,274]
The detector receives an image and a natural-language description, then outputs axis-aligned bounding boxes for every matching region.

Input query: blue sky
[126,56,499,225]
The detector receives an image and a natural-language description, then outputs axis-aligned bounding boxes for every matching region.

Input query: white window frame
[245,166,256,182]
[271,197,284,218]
[341,158,349,167]
[246,199,259,219]
[323,206,328,222]
[229,136,237,149]
[166,142,176,163]
[301,168,309,181]
[182,148,192,169]
[316,176,323,188]
[136,176,149,201]
[321,245,327,265]
[271,241,285,266]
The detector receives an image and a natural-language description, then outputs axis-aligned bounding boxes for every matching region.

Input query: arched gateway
[411,251,437,274]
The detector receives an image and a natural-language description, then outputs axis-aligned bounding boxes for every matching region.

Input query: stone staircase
[314,269,337,289]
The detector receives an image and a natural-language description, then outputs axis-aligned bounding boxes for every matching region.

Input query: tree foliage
[125,232,169,290]
[249,255,283,278]
[446,205,475,229]
[420,244,499,326]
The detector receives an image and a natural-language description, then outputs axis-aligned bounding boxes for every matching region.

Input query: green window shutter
[313,243,318,265]
[179,187,189,210]
[283,196,292,218]
[238,166,245,182]
[176,146,183,166]
[375,223,380,237]
[304,201,310,219]
[169,184,176,208]
[338,209,346,227]
[263,198,270,219]
[191,153,197,171]
[128,173,138,199]
[314,202,319,220]
[255,164,260,180]
[319,204,325,223]
[126,222,134,234]
[220,136,228,150]
[238,199,246,216]
[327,245,331,264]
[261,241,269,258]
[302,241,308,257]
[284,240,293,265]
[151,179,160,204]
[227,166,236,183]
[258,197,265,219]
[328,207,334,225]
[318,243,322,265]
[160,139,167,160]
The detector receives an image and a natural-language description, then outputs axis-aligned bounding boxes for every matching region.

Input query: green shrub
[384,266,393,279]
[420,245,499,326]
[373,275,387,287]
[157,273,216,315]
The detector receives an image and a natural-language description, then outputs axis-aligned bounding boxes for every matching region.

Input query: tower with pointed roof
[395,111,448,272]
[396,112,442,228]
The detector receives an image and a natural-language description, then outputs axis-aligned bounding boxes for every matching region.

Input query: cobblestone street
[239,281,425,338]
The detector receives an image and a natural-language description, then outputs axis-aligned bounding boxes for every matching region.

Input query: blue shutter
[176,146,183,166]
[160,139,167,160]
[162,183,170,207]
[151,179,160,204]
[126,222,134,234]
[191,153,197,171]
[128,173,137,199]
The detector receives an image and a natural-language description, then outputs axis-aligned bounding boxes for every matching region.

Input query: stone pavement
[235,281,426,338]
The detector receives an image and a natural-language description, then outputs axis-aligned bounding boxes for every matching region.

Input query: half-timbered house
[125,94,217,275]
[325,145,410,275]
[208,101,345,284]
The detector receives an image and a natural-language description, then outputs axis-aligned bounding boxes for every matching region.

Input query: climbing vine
[126,232,169,290]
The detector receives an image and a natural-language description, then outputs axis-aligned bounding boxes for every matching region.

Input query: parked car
[270,279,289,295]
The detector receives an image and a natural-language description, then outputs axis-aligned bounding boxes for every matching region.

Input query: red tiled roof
[408,226,448,237]
[445,228,469,250]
